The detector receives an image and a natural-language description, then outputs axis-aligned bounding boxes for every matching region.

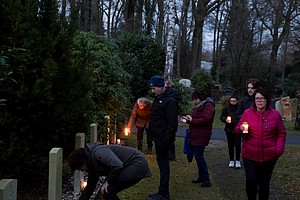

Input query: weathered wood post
[90,123,97,143]
[74,133,85,194]
[0,179,17,200]
[48,148,63,200]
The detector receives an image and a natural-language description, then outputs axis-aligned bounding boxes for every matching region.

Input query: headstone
[90,124,97,143]
[281,97,292,121]
[0,179,17,200]
[275,100,282,116]
[179,79,191,87]
[48,148,62,200]
[74,133,85,194]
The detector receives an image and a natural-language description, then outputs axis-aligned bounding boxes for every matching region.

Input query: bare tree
[164,0,176,80]
[253,0,299,86]
[176,0,190,77]
[189,0,225,75]
[124,0,135,32]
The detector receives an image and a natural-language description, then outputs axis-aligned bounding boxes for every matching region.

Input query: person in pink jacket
[235,88,286,200]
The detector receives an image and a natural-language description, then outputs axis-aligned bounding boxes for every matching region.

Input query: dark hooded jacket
[235,94,253,121]
[149,87,178,145]
[220,103,238,133]
[188,98,215,146]
[79,142,151,200]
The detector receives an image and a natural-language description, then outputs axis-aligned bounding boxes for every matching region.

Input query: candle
[117,139,121,144]
[226,116,231,123]
[242,122,249,133]
[124,127,129,136]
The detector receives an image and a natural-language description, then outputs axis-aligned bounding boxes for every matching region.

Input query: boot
[147,146,152,155]
[137,141,142,151]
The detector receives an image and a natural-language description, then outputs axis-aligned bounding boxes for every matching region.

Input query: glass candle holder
[242,122,249,133]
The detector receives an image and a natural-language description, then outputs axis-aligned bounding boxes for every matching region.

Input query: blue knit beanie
[149,76,165,87]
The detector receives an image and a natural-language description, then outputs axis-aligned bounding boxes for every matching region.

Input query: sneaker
[235,161,241,168]
[201,181,211,187]
[229,161,235,168]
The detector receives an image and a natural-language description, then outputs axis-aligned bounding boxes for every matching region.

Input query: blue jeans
[154,141,170,198]
[192,145,210,181]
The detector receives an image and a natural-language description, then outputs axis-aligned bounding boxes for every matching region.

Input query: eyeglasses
[255,97,266,102]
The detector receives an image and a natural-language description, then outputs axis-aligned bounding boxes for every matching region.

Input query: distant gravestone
[0,179,17,200]
[179,79,191,87]
[48,148,63,200]
[281,97,292,121]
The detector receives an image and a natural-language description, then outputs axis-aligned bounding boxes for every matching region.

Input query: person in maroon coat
[185,90,215,187]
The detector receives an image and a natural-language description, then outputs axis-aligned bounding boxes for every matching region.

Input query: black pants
[243,157,277,200]
[102,179,141,200]
[225,131,241,161]
[137,127,152,148]
[154,141,170,198]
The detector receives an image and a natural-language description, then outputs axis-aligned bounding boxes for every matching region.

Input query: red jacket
[188,100,215,146]
[235,106,286,162]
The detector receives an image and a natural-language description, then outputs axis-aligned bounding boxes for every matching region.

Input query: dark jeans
[137,127,152,148]
[102,179,141,200]
[225,131,241,161]
[243,157,277,200]
[192,145,210,181]
[154,141,170,198]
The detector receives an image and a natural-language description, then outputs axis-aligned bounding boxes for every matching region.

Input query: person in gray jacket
[68,142,152,200]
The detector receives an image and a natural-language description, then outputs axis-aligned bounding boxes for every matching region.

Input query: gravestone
[48,148,62,200]
[0,179,17,200]
[281,97,292,121]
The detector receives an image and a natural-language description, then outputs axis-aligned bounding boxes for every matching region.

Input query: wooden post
[90,123,97,143]
[0,179,17,200]
[74,133,85,194]
[48,148,63,200]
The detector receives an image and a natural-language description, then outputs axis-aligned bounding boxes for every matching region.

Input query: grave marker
[48,148,62,200]
[0,179,17,200]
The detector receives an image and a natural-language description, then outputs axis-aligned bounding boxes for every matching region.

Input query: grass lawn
[118,131,300,199]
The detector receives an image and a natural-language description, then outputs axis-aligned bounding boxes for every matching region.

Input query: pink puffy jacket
[235,106,286,162]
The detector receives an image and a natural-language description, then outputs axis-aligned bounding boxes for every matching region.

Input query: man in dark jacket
[148,75,178,200]
[68,142,151,200]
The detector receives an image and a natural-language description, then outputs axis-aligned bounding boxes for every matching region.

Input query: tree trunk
[157,0,164,44]
[164,0,176,80]
[124,0,135,32]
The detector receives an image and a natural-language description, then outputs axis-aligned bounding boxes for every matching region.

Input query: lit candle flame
[117,139,121,144]
[124,127,129,136]
[80,177,88,191]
